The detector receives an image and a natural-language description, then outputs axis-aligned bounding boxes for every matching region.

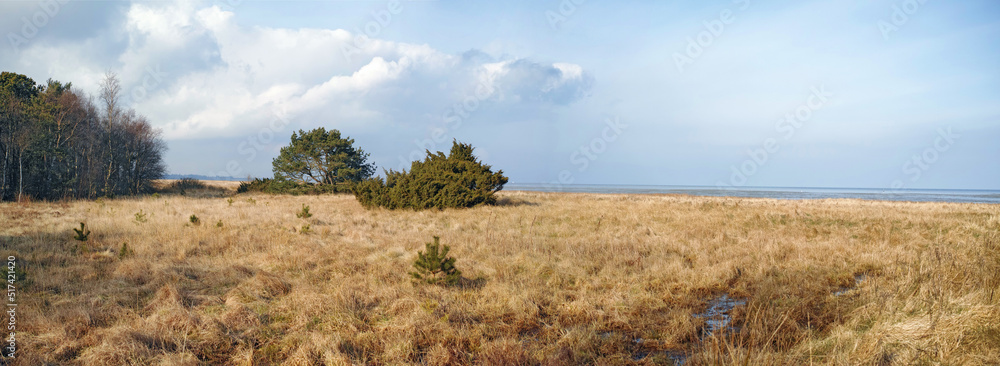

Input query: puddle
[833,273,867,296]
[694,294,746,337]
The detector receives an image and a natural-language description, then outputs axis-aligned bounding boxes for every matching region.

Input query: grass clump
[353,141,508,210]
[410,236,461,286]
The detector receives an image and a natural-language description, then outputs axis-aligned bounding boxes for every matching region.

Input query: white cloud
[5,1,593,142]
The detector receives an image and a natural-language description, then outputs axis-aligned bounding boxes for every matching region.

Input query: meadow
[1,180,998,365]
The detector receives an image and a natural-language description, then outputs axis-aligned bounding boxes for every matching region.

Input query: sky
[1,0,998,190]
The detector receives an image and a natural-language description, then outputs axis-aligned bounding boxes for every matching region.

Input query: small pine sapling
[189,214,201,226]
[410,236,461,286]
[72,222,91,255]
[118,242,134,258]
[73,222,90,242]
[296,204,312,218]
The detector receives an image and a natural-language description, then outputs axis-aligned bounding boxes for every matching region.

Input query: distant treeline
[0,71,166,201]
[163,174,249,182]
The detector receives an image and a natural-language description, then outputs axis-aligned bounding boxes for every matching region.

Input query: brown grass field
[1,180,998,365]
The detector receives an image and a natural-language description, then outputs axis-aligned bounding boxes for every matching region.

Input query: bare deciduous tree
[99,70,121,196]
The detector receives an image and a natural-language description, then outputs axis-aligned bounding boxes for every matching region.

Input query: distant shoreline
[503,184,1000,204]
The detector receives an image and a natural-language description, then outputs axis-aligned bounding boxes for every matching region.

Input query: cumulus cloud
[4,1,593,141]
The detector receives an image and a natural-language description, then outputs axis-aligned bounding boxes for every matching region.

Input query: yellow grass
[2,186,998,365]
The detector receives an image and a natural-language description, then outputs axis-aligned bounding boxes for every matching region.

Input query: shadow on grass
[494,197,538,207]
[456,276,488,290]
[154,178,232,198]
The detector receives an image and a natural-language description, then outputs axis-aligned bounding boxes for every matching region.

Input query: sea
[504,184,1000,204]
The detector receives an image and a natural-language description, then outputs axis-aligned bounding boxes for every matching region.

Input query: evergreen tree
[272,128,375,186]
[353,140,508,210]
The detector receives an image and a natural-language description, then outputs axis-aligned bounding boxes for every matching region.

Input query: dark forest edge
[0,71,166,202]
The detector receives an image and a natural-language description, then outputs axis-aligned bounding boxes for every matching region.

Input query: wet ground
[630,293,747,364]
[834,274,867,296]
[615,275,870,363]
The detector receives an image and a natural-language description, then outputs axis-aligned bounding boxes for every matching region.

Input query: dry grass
[1,189,997,365]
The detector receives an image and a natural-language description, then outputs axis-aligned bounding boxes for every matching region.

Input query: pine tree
[272,128,375,185]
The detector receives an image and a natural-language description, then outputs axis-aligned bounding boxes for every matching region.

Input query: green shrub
[296,204,312,218]
[410,236,461,286]
[353,141,508,210]
[236,178,267,193]
[72,222,90,242]
[189,214,201,226]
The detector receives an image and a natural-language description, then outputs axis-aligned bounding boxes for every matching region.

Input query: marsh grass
[1,186,997,365]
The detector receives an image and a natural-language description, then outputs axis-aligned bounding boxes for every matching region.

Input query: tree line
[0,71,166,201]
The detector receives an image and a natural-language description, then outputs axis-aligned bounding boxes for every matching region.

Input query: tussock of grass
[1,191,997,365]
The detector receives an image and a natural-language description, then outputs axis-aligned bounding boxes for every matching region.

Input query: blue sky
[2,0,998,189]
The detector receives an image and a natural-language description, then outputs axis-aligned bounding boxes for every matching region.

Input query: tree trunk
[105,136,113,196]
[18,152,23,202]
